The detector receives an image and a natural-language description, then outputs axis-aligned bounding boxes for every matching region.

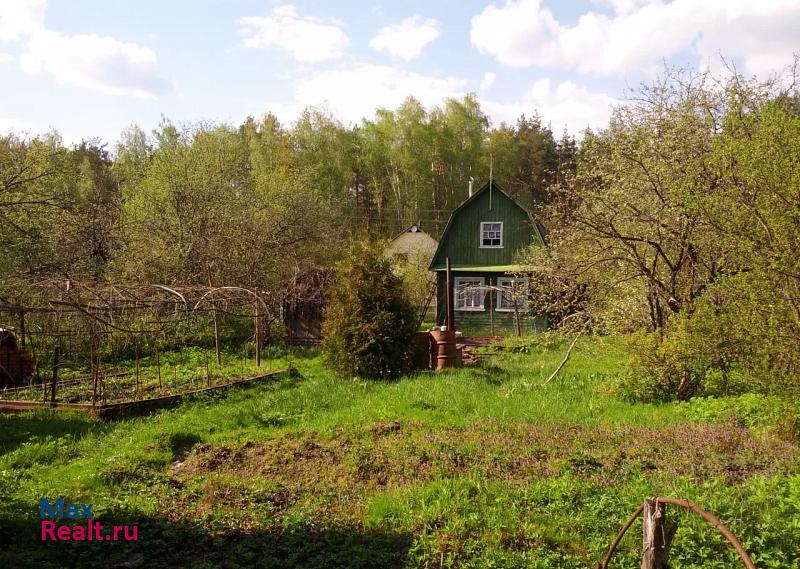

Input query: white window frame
[454,277,485,311]
[479,221,504,248]
[496,277,529,312]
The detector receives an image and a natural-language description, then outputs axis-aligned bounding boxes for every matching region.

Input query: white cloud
[0,52,12,63]
[480,71,496,91]
[0,0,45,42]
[261,64,614,137]
[238,4,348,63]
[470,0,800,77]
[483,78,617,136]
[19,29,171,98]
[266,65,470,126]
[1,0,169,97]
[369,15,439,61]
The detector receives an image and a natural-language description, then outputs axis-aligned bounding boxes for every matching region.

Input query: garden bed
[0,369,286,418]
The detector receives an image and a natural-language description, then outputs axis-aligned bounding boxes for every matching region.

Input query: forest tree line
[0,94,575,291]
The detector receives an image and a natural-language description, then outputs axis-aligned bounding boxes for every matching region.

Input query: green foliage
[2,341,800,568]
[619,305,750,401]
[678,393,799,433]
[322,245,417,380]
[535,63,800,397]
[116,117,333,286]
[619,273,800,402]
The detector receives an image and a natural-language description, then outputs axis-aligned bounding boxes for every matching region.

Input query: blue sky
[1,0,798,145]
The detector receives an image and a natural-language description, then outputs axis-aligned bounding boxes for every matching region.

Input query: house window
[497,278,528,312]
[454,277,485,311]
[480,222,503,248]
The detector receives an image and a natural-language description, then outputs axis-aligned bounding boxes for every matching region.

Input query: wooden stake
[19,310,26,349]
[205,349,211,387]
[542,323,588,386]
[254,293,261,367]
[445,257,454,331]
[50,346,60,404]
[89,335,95,404]
[101,363,106,406]
[489,285,495,336]
[641,499,675,569]
[135,339,141,398]
[155,344,162,389]
[208,267,221,366]
[91,357,97,408]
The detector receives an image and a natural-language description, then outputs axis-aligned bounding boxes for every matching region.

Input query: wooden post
[50,346,60,404]
[205,349,211,387]
[89,335,95,404]
[91,362,98,407]
[642,499,675,569]
[489,285,495,336]
[19,310,26,349]
[212,310,221,366]
[445,257,454,332]
[155,344,162,389]
[208,267,221,366]
[100,364,105,406]
[254,293,261,368]
[135,339,141,397]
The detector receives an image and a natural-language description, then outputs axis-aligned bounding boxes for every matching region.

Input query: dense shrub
[322,244,418,380]
[618,304,750,401]
[620,282,800,402]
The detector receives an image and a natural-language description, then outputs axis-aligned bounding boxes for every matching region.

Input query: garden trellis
[0,278,288,413]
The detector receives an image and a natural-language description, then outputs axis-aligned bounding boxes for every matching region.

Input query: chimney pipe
[468,177,474,197]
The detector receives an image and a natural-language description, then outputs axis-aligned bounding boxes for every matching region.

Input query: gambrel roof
[429,180,545,271]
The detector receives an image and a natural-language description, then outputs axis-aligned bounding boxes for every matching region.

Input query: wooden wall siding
[430,181,543,270]
[434,271,547,335]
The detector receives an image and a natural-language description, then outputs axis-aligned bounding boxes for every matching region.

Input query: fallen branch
[542,321,589,386]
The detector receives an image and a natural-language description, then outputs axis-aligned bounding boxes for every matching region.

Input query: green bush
[618,304,750,402]
[321,244,418,380]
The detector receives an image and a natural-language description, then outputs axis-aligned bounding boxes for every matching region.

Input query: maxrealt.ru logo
[40,498,138,541]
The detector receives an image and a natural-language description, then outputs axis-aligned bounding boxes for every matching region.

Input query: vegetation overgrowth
[0,346,290,404]
[3,57,800,568]
[521,65,800,400]
[2,337,799,568]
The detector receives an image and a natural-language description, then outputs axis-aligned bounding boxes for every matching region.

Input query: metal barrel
[430,329,458,371]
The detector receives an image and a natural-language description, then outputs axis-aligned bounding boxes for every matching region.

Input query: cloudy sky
[1,0,798,144]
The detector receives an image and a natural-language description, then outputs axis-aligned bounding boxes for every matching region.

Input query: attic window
[480,222,503,248]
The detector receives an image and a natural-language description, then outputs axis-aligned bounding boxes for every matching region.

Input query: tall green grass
[1,336,798,568]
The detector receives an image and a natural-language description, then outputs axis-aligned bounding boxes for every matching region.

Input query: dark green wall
[435,271,547,335]
[430,181,543,270]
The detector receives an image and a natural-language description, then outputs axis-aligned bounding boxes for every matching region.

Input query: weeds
[1,337,798,568]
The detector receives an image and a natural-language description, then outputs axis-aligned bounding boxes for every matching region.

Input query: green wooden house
[428,180,546,334]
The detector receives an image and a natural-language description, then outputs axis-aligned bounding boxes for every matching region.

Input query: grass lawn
[1,336,799,568]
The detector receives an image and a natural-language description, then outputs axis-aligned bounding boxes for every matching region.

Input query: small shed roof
[390,223,429,241]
